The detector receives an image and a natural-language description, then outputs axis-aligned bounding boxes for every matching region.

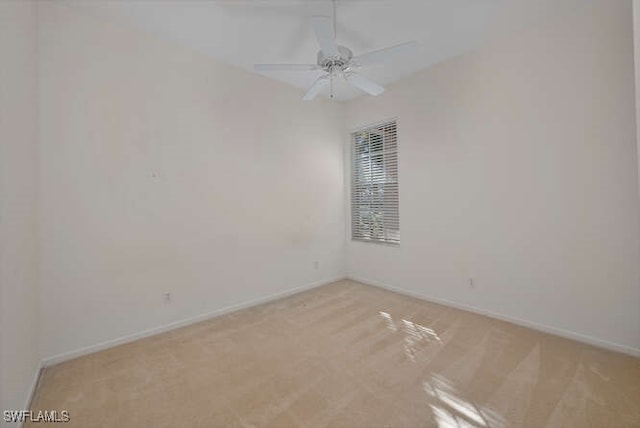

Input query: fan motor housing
[318,46,353,73]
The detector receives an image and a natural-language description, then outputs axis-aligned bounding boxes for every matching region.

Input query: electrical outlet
[164,292,171,303]
[468,278,475,289]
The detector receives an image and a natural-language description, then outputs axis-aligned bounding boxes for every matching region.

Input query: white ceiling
[62,0,589,101]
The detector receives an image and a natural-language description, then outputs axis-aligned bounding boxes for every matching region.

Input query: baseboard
[41,275,346,367]
[348,275,640,358]
[20,361,42,425]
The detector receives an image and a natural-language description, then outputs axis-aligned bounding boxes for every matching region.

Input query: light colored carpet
[28,280,640,427]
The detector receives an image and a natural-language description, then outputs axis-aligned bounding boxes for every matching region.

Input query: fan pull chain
[331,0,337,99]
[330,72,334,98]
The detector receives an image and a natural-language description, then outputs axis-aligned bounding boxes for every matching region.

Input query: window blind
[351,120,400,245]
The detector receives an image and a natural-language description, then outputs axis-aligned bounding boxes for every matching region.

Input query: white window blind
[351,120,400,245]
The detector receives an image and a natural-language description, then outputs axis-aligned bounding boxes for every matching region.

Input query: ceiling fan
[253,1,417,101]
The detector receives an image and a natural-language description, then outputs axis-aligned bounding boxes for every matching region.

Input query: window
[351,120,400,244]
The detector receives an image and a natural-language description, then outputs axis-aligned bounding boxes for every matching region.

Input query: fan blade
[312,16,339,58]
[346,73,384,96]
[303,75,329,101]
[353,41,418,67]
[254,64,319,72]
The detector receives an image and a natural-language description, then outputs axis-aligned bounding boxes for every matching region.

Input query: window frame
[350,118,400,246]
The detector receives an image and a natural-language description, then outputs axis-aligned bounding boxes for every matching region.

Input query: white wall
[37,3,345,360]
[634,1,640,219]
[345,0,640,354]
[0,1,41,416]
